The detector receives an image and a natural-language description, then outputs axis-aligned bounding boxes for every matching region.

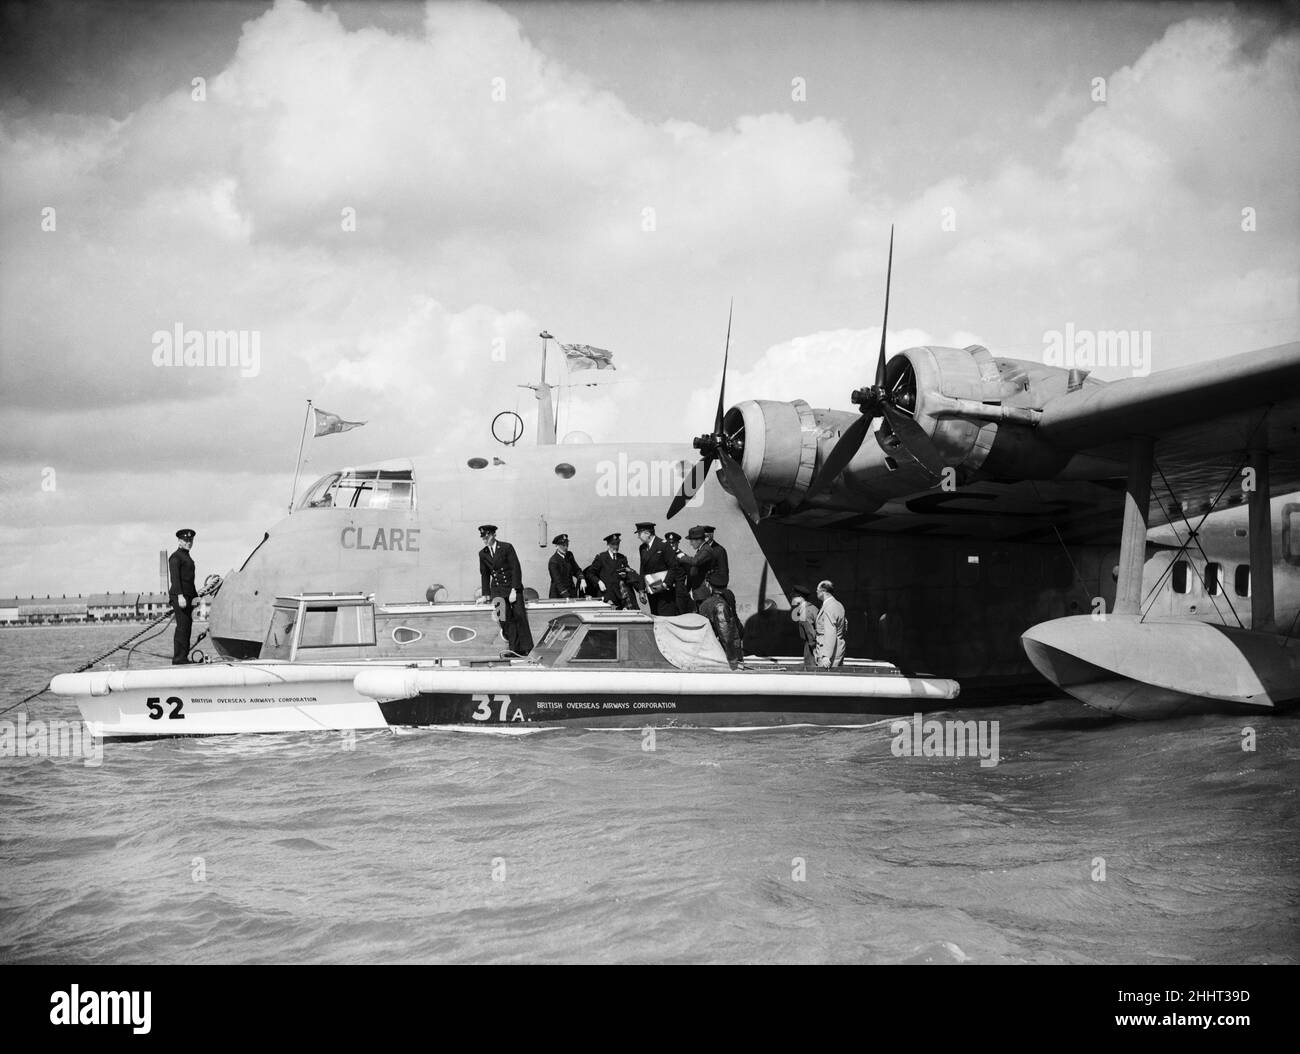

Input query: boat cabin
[260,593,609,662]
[532,611,733,671]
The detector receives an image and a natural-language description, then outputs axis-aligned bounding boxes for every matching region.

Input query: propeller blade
[801,410,875,505]
[878,402,945,478]
[874,224,894,388]
[667,455,715,520]
[718,448,762,523]
[714,298,734,435]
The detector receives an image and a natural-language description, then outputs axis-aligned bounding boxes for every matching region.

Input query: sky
[1,0,1297,595]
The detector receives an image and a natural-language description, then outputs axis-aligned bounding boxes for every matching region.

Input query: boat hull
[378,692,947,728]
[50,663,390,738]
[359,666,961,728]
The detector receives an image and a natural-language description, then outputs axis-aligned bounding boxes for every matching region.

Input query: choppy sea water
[1,625,1296,965]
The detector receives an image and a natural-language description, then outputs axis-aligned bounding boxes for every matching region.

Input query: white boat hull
[49,663,391,738]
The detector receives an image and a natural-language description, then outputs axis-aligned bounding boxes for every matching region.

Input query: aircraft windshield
[298,469,415,510]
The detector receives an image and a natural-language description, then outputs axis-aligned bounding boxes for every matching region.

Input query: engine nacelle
[725,345,1098,513]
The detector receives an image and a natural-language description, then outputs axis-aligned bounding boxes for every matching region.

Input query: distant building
[0,592,208,626]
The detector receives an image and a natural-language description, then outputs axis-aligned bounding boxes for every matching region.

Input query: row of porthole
[468,457,576,479]
[391,626,479,645]
[1170,560,1250,597]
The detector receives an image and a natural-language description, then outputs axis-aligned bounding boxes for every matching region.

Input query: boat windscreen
[538,622,577,649]
[297,605,378,648]
[263,607,297,656]
[571,627,618,661]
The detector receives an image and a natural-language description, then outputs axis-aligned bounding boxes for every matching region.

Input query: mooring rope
[2,576,223,718]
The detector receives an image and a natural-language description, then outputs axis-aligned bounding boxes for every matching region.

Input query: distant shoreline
[0,619,208,629]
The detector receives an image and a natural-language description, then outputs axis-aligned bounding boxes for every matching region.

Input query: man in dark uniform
[168,528,198,664]
[680,524,743,654]
[701,524,739,625]
[584,533,635,609]
[476,525,534,654]
[697,581,744,666]
[664,531,693,614]
[701,525,731,591]
[679,524,727,600]
[626,521,680,616]
[547,534,585,598]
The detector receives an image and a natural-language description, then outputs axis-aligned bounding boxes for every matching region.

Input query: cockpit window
[298,470,416,510]
[300,473,342,508]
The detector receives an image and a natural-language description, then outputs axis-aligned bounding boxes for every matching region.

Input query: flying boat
[207,234,1300,716]
[666,229,1300,717]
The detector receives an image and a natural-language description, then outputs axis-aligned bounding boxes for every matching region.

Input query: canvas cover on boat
[652,614,732,671]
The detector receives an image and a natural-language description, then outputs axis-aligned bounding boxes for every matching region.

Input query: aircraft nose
[206,567,263,659]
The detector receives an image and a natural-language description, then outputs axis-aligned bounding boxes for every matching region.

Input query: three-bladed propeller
[667,301,763,523]
[800,226,944,505]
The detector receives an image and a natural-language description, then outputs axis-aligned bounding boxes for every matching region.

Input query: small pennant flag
[559,344,615,371]
[313,408,366,437]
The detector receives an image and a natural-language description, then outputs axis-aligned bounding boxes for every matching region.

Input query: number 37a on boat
[472,694,523,722]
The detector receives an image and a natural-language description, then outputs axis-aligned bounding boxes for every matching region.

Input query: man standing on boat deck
[701,525,730,593]
[664,531,693,614]
[626,521,680,616]
[702,526,741,630]
[680,525,732,608]
[547,534,585,598]
[791,585,820,669]
[476,525,534,655]
[697,581,744,666]
[584,533,636,609]
[814,579,847,668]
[168,528,198,664]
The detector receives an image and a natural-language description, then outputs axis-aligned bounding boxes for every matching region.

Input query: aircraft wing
[770,341,1300,544]
[1036,341,1300,519]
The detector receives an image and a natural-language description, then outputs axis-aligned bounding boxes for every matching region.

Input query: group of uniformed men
[478,521,745,663]
[167,519,843,669]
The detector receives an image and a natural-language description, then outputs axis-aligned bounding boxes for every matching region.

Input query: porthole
[1234,565,1250,597]
[467,457,488,470]
[554,463,575,479]
[447,626,477,644]
[392,626,424,645]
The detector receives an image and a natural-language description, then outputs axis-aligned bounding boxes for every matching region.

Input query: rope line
[3,578,222,718]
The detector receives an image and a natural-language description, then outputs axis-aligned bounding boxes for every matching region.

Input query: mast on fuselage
[526,330,557,446]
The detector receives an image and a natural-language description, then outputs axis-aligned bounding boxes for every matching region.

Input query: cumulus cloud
[0,2,1296,593]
